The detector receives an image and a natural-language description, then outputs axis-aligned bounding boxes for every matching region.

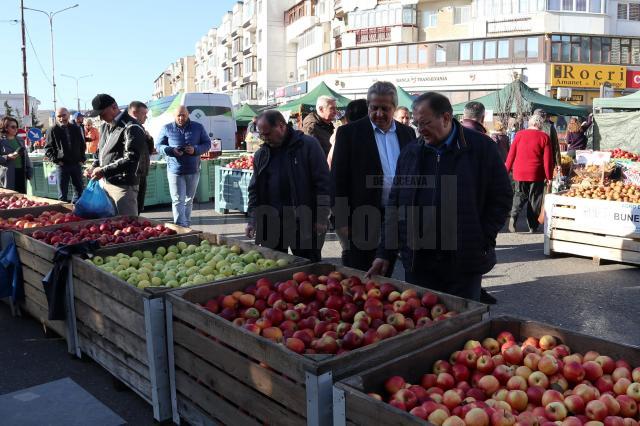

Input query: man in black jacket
[85,94,146,216]
[367,92,513,301]
[331,81,415,274]
[246,110,330,262]
[128,101,154,214]
[45,107,86,203]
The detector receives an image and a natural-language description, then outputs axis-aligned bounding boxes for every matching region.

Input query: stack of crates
[214,165,252,214]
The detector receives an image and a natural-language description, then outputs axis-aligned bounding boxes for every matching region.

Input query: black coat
[377,120,513,275]
[330,117,415,238]
[93,111,146,186]
[45,123,86,165]
[248,128,331,245]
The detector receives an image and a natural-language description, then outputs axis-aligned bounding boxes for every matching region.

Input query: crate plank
[176,398,217,426]
[551,229,640,251]
[0,203,71,219]
[175,371,262,426]
[20,296,66,338]
[341,386,419,426]
[14,232,55,262]
[174,345,305,426]
[79,331,152,403]
[73,279,146,338]
[173,321,306,417]
[550,239,640,264]
[75,300,148,368]
[17,247,53,275]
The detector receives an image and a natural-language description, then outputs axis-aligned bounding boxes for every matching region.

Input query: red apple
[565,394,587,415]
[585,400,608,421]
[615,395,637,417]
[506,390,528,412]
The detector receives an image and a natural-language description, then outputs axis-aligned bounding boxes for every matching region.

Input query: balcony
[354,27,391,45]
[221,59,228,68]
[286,15,319,44]
[243,44,256,55]
[242,73,257,83]
[243,15,256,30]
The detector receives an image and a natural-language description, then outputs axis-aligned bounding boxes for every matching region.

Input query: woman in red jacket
[505,114,553,233]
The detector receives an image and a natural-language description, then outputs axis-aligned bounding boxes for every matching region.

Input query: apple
[574,384,599,403]
[615,395,637,417]
[595,356,616,375]
[529,371,550,389]
[563,417,583,426]
[482,337,500,355]
[437,373,455,390]
[393,388,418,410]
[539,335,557,350]
[465,407,490,426]
[458,349,479,369]
[262,327,283,342]
[515,365,533,380]
[385,376,406,394]
[476,355,495,374]
[507,375,528,391]
[585,400,608,421]
[527,386,545,406]
[492,408,516,426]
[452,364,470,383]
[546,401,569,421]
[409,405,428,419]
[443,415,466,426]
[564,361,586,383]
[613,368,632,382]
[421,373,438,389]
[603,417,625,426]
[342,329,364,350]
[503,345,524,365]
[433,360,452,375]
[565,394,586,415]
[542,390,565,407]
[443,389,463,410]
[596,376,615,394]
[496,331,516,346]
[627,382,640,402]
[285,337,305,353]
[493,364,515,385]
[506,390,528,411]
[613,378,631,396]
[599,394,621,416]
[478,375,500,396]
[632,367,640,383]
[584,361,605,382]
[539,355,561,376]
[524,353,542,370]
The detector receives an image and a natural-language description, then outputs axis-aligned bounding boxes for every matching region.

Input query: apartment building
[287,0,640,107]
[195,29,220,93]
[152,56,196,100]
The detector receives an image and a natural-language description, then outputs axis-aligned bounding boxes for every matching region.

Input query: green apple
[151,277,163,286]
[200,239,210,247]
[138,280,150,289]
[177,241,187,251]
[244,263,258,274]
[92,256,104,266]
[230,244,242,254]
[132,250,143,260]
[129,257,140,268]
[143,250,153,259]
[166,279,179,288]
[276,259,289,267]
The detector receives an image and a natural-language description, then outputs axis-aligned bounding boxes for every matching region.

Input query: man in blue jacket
[245,110,330,262]
[156,106,211,227]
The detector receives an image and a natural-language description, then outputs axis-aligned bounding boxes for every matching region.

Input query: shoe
[480,288,497,304]
[508,217,517,233]
[528,224,539,233]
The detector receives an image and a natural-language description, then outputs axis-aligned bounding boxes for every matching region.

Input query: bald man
[156,106,211,227]
[45,107,86,202]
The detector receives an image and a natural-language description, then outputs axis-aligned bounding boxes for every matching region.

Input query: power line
[24,22,67,107]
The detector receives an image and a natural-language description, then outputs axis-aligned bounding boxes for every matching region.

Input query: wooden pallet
[166,263,487,426]
[544,194,640,265]
[334,316,640,426]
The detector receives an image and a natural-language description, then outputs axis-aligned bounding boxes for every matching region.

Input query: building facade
[0,93,41,126]
[152,56,196,100]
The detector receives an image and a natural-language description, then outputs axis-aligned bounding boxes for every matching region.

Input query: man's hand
[245,223,255,239]
[314,223,328,235]
[7,152,19,160]
[183,145,195,155]
[91,167,104,180]
[365,258,390,279]
[173,148,183,157]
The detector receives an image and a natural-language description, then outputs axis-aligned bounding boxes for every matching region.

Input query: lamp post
[23,3,79,111]
[61,73,92,112]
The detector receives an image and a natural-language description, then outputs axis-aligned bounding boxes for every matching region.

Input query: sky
[0,0,237,112]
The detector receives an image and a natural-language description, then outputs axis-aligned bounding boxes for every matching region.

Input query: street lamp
[23,3,79,111]
[61,73,92,112]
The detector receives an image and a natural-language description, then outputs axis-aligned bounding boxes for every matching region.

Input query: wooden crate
[166,263,487,426]
[544,194,640,265]
[0,203,72,220]
[334,315,640,426]
[68,232,307,422]
[0,188,17,196]
[11,216,198,349]
[0,193,66,216]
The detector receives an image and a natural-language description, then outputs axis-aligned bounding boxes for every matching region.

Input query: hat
[86,94,117,117]
[72,112,84,120]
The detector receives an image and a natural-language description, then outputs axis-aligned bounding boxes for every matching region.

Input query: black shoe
[508,217,517,233]
[480,288,497,304]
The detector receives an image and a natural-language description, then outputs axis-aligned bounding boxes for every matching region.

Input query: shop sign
[627,70,640,89]
[551,64,626,89]
[274,82,308,99]
[573,198,640,234]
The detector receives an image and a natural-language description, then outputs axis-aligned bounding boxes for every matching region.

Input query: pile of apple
[0,195,49,209]
[92,240,290,289]
[30,217,177,247]
[200,270,457,355]
[372,332,640,425]
[610,149,639,161]
[227,156,253,170]
[566,182,640,204]
[0,211,84,230]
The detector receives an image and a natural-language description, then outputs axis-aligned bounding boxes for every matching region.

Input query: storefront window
[341,51,348,69]
[460,42,471,61]
[562,0,572,10]
[418,46,428,64]
[527,37,539,57]
[378,47,387,66]
[389,46,397,65]
[561,36,571,61]
[436,47,446,63]
[602,38,611,63]
[498,40,509,58]
[369,48,377,67]
[581,37,590,62]
[576,0,587,11]
[485,40,497,59]
[632,40,640,64]
[514,38,526,58]
[591,37,602,63]
[398,45,408,64]
[611,38,621,64]
[360,49,368,67]
[350,49,358,68]
[473,41,483,60]
[621,39,631,64]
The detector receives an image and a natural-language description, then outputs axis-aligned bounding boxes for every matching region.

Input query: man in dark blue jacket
[246,110,330,262]
[367,92,512,301]
[156,106,211,227]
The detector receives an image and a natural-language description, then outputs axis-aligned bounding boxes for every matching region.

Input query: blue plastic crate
[214,166,252,213]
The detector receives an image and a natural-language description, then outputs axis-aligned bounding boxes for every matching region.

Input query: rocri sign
[551,63,626,89]
[627,70,640,89]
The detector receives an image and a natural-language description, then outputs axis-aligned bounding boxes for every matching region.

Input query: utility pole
[20,0,29,121]
[61,73,92,112]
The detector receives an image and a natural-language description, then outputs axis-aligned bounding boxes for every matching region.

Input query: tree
[4,100,15,118]
[30,109,43,130]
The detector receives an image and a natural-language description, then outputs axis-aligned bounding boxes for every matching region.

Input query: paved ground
[1,202,639,424]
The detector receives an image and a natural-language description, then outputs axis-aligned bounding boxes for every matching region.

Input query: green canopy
[397,86,416,109]
[235,103,259,126]
[593,91,640,110]
[276,82,351,113]
[452,80,588,116]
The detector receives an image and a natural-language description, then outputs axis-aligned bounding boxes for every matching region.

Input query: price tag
[48,173,57,185]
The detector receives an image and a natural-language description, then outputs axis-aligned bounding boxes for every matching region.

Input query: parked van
[146,92,237,150]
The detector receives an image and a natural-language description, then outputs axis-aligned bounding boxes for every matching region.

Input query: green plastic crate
[156,162,172,204]
[141,162,159,207]
[195,160,211,203]
[214,166,252,214]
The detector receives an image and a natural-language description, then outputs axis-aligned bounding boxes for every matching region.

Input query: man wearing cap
[85,94,146,216]
[45,107,86,203]
[72,112,86,143]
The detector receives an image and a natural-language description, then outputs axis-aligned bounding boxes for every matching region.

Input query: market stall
[592,91,640,151]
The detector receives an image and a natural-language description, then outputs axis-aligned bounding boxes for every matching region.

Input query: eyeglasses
[5,125,17,129]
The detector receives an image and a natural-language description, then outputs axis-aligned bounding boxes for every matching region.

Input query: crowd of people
[0,82,595,302]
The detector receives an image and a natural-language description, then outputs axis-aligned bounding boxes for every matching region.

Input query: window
[436,47,446,63]
[398,45,408,64]
[498,40,509,58]
[350,49,358,67]
[341,51,349,69]
[592,37,602,62]
[485,40,497,59]
[631,3,640,20]
[602,38,611,63]
[359,48,368,67]
[611,38,621,64]
[454,6,471,24]
[419,46,428,64]
[576,0,587,11]
[581,37,590,62]
[460,42,471,61]
[388,46,397,65]
[473,41,483,60]
[562,0,572,10]
[369,48,377,67]
[257,58,262,71]
[527,37,539,57]
[408,45,418,63]
[618,3,628,18]
[561,35,571,61]
[547,0,561,10]
[378,47,387,65]
[258,30,262,42]
[422,11,437,27]
[514,38,526,58]
[590,0,602,12]
[348,5,417,29]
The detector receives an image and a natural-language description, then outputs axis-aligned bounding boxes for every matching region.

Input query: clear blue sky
[0,0,237,111]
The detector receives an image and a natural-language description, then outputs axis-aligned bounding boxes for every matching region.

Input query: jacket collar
[418,119,469,152]
[461,118,487,134]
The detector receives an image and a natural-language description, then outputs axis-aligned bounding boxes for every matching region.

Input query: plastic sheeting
[593,110,640,151]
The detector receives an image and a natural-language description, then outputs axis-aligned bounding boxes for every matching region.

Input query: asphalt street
[1,202,639,424]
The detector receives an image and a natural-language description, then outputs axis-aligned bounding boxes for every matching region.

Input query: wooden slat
[13,232,55,262]
[73,279,146,338]
[170,296,309,381]
[79,332,152,403]
[341,384,424,426]
[173,321,307,417]
[175,371,262,426]
[550,218,640,238]
[551,229,640,252]
[176,398,217,426]
[75,300,148,367]
[22,278,48,308]
[550,239,640,265]
[549,206,577,218]
[17,247,53,276]
[77,321,149,381]
[20,296,66,338]
[72,260,144,314]
[0,203,70,219]
[174,345,305,426]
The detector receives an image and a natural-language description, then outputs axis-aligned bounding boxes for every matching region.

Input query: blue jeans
[56,163,84,203]
[167,172,199,227]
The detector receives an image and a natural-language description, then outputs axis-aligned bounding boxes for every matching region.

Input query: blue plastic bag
[74,179,116,218]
